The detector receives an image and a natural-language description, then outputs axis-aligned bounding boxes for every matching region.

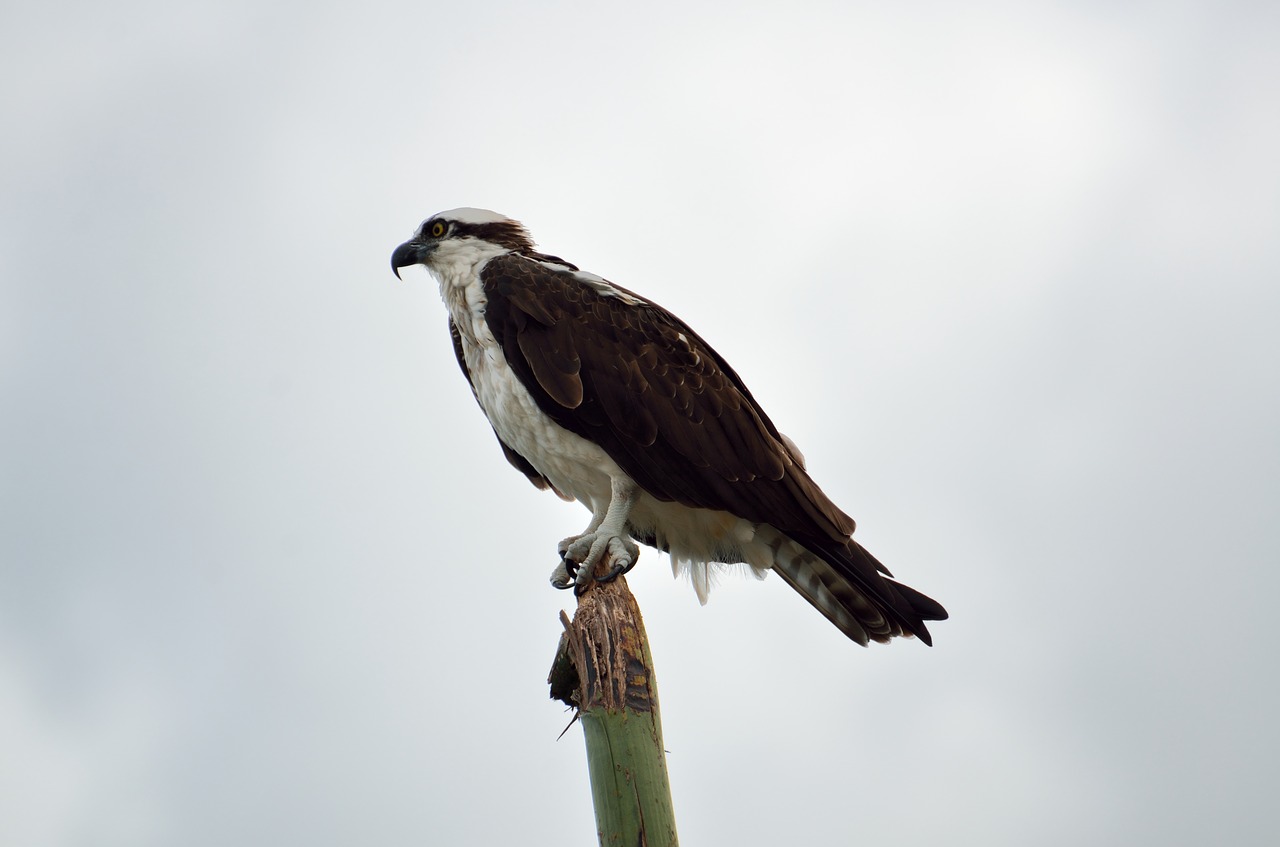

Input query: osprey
[392,209,947,645]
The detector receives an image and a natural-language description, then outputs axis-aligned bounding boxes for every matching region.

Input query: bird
[391,208,947,645]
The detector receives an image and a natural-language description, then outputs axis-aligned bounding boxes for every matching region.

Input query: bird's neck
[428,238,510,289]
[429,244,509,349]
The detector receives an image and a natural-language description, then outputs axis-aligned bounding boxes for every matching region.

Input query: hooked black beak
[391,240,435,279]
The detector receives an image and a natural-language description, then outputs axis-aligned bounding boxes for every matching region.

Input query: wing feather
[480,254,855,546]
[514,316,583,409]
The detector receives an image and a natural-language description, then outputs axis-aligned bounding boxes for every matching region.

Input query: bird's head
[391,208,534,279]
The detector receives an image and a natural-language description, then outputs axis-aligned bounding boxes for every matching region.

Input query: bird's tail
[766,531,947,646]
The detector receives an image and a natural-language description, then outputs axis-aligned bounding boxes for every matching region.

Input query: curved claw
[594,560,630,584]
[549,558,579,590]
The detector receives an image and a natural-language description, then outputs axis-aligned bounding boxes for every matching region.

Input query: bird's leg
[550,477,641,594]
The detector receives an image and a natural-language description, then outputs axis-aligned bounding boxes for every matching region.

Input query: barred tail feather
[770,535,947,646]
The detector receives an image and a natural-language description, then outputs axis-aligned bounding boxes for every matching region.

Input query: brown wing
[479,253,856,548]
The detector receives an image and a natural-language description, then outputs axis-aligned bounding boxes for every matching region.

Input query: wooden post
[548,575,679,847]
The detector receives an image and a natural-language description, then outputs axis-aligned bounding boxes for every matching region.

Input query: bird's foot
[549,531,640,594]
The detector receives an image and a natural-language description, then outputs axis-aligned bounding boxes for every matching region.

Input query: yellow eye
[429,221,447,238]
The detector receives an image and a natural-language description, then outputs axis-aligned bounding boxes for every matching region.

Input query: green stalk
[549,576,679,847]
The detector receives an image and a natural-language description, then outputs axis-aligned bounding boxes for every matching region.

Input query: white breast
[432,253,623,514]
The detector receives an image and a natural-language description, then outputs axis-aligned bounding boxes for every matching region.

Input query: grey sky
[2,1,1277,845]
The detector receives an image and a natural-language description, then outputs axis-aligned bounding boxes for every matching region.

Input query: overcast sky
[2,1,1277,845]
